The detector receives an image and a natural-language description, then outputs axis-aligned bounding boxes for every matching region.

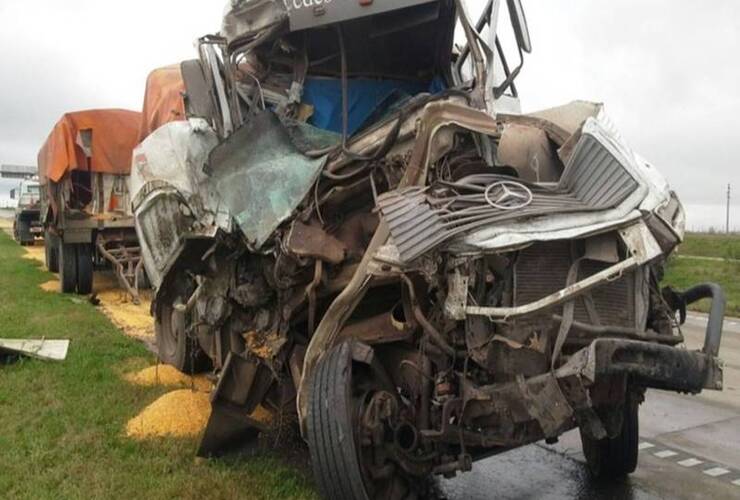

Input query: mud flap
[197,351,273,457]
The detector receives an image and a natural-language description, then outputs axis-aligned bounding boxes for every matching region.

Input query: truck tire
[59,242,78,294]
[155,300,210,374]
[307,342,370,500]
[16,220,31,246]
[76,244,94,295]
[581,395,639,479]
[45,232,59,273]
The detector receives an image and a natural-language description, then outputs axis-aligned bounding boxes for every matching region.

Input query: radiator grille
[513,241,636,329]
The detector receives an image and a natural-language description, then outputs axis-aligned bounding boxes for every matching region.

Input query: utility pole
[727,183,732,234]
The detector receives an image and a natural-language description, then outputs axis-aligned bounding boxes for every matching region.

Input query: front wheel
[581,394,639,479]
[307,342,421,500]
[155,299,210,374]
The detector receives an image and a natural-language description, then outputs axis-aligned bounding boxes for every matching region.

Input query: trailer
[38,109,145,301]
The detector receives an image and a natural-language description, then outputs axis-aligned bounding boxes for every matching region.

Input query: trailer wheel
[307,342,417,500]
[155,299,210,374]
[15,220,32,246]
[76,244,94,295]
[45,232,59,273]
[581,395,639,479]
[59,242,78,294]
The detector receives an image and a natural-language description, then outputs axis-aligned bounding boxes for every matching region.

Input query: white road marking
[732,479,740,486]
[654,450,679,459]
[677,458,703,467]
[703,467,731,477]
[638,442,655,450]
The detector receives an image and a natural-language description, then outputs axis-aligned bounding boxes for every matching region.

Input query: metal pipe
[401,275,456,357]
[680,283,726,357]
[553,315,683,345]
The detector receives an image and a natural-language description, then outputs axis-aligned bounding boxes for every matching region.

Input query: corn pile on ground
[28,244,155,343]
[124,364,212,392]
[125,389,212,439]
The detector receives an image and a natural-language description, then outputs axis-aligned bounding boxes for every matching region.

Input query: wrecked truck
[130,0,727,498]
[39,110,146,300]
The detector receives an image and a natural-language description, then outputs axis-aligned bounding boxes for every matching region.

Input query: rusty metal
[96,234,144,304]
[336,305,414,345]
[286,221,347,264]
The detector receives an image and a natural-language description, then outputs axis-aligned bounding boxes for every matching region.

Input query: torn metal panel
[285,221,347,264]
[130,119,225,289]
[221,0,288,47]
[0,339,70,362]
[527,100,603,140]
[208,111,326,250]
[378,124,641,263]
[496,123,563,183]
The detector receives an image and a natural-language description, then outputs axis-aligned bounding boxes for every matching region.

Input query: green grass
[664,233,740,316]
[675,232,740,260]
[664,257,740,316]
[0,231,317,500]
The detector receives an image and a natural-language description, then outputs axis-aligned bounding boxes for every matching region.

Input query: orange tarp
[38,109,142,184]
[137,65,187,143]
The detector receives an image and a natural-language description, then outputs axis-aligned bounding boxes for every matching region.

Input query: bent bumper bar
[567,282,726,393]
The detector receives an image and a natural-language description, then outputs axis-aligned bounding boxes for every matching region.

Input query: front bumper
[565,282,726,393]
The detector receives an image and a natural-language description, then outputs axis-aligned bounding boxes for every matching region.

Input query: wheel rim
[159,302,185,360]
[351,367,419,499]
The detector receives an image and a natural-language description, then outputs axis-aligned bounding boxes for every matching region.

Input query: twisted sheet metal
[377,134,639,262]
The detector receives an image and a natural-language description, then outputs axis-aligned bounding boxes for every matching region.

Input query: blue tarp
[302,77,442,135]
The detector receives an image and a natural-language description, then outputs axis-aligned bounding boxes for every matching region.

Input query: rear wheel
[307,342,420,500]
[581,394,639,479]
[15,220,32,245]
[59,242,77,294]
[76,244,94,295]
[45,232,59,273]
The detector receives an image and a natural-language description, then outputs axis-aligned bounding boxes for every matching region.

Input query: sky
[0,0,738,229]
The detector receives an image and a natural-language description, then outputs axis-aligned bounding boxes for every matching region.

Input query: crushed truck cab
[130,1,726,498]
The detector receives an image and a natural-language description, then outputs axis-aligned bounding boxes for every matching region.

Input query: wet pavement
[441,445,660,500]
[441,314,740,500]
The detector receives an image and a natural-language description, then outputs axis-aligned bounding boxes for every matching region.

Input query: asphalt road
[440,314,740,500]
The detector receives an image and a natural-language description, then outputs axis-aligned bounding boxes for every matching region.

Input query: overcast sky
[0,0,738,228]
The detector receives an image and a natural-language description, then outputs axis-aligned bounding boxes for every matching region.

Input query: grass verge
[664,256,740,316]
[663,233,740,316]
[676,233,740,260]
[0,231,317,500]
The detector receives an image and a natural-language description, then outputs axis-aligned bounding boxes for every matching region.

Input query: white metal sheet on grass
[0,339,70,361]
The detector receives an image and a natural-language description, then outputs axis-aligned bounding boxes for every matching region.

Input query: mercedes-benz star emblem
[484,181,534,210]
